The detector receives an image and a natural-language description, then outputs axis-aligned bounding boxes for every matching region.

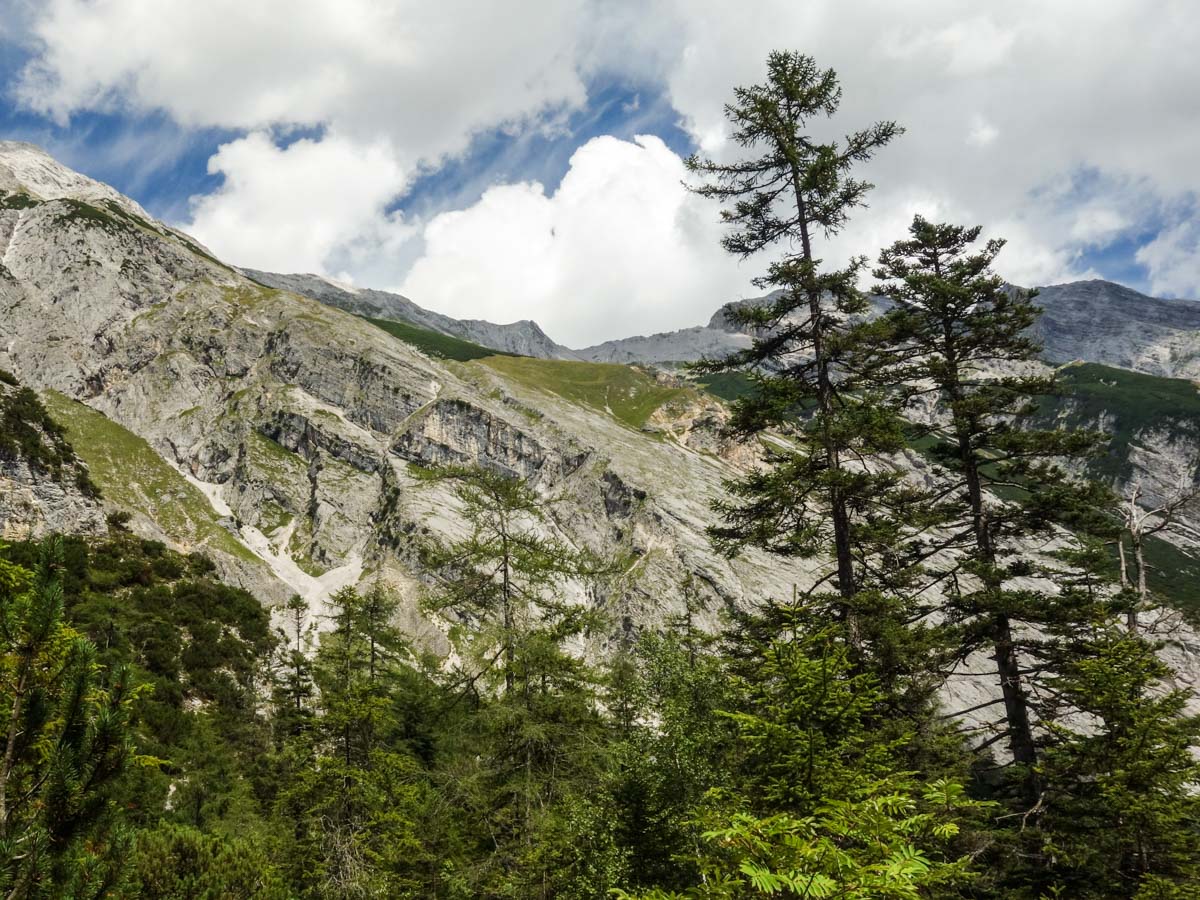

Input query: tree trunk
[945,329,1039,791]
[790,166,858,643]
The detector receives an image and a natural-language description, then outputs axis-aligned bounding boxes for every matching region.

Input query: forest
[2,52,1199,899]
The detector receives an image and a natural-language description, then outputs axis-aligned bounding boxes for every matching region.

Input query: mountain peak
[0,140,154,223]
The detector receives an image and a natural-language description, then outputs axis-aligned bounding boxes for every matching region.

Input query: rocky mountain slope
[0,142,816,648]
[1032,280,1200,377]
[4,141,1200,739]
[2,142,1199,646]
[0,372,107,541]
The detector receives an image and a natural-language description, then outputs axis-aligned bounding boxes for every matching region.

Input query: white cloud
[1137,219,1200,299]
[401,135,756,345]
[187,132,412,274]
[16,0,590,165]
[966,115,999,148]
[11,0,1200,326]
[648,0,1200,291]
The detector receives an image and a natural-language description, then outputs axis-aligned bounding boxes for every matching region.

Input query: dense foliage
[3,50,1199,899]
[0,375,99,497]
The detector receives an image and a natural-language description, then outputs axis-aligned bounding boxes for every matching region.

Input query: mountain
[0,142,809,645]
[3,141,1200,638]
[244,269,580,360]
[0,371,107,541]
[574,281,1200,378]
[1032,279,1200,377]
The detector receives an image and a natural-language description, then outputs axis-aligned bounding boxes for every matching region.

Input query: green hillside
[1038,363,1200,481]
[364,316,515,361]
[479,355,690,430]
[40,391,256,562]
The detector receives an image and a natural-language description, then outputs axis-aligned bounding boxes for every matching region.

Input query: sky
[1,0,1198,347]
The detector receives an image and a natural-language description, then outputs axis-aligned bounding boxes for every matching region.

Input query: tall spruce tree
[873,215,1104,800]
[1032,610,1200,897]
[417,465,623,897]
[277,583,429,898]
[686,51,907,626]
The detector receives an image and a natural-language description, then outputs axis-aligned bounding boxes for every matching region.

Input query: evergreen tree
[0,538,139,899]
[605,603,737,892]
[874,215,1104,799]
[615,618,988,899]
[128,822,291,899]
[278,583,429,898]
[686,51,910,631]
[1033,624,1200,898]
[271,593,316,743]
[418,464,622,897]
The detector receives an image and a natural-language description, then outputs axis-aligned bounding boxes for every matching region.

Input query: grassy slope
[364,316,513,361]
[41,391,256,562]
[478,356,689,431]
[693,371,760,403]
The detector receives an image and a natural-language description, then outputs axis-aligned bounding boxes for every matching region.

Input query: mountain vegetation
[1,52,1200,900]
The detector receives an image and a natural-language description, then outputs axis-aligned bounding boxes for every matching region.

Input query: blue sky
[2,1,1197,344]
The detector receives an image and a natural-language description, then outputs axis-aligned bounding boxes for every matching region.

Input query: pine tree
[128,822,291,899]
[874,215,1104,800]
[614,617,988,899]
[686,51,908,634]
[978,537,1200,897]
[605,601,737,892]
[0,537,139,899]
[270,593,315,744]
[278,583,429,898]
[417,464,622,897]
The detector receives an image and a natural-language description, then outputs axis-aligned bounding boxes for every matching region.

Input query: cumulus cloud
[649,0,1200,293]
[187,132,413,274]
[10,0,1200,328]
[16,0,590,165]
[402,135,756,345]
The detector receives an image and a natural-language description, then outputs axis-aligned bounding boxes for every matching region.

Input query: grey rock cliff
[0,144,820,648]
[0,377,107,541]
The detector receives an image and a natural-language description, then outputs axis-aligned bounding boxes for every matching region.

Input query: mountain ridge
[0,141,812,646]
[255,266,1200,380]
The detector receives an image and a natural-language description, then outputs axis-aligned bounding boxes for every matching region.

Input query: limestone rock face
[0,144,825,646]
[1033,280,1200,377]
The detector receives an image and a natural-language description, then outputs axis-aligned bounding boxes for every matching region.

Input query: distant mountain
[244,269,580,360]
[1032,280,1200,378]
[580,281,1200,379]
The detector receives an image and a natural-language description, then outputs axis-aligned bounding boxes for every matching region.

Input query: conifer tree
[874,215,1103,796]
[417,465,622,897]
[0,538,138,899]
[686,51,907,628]
[615,617,988,899]
[279,583,428,898]
[605,597,737,892]
[417,465,609,698]
[1033,622,1200,898]
[271,593,315,743]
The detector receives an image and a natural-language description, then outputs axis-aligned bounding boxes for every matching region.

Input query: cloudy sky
[1,0,1198,345]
